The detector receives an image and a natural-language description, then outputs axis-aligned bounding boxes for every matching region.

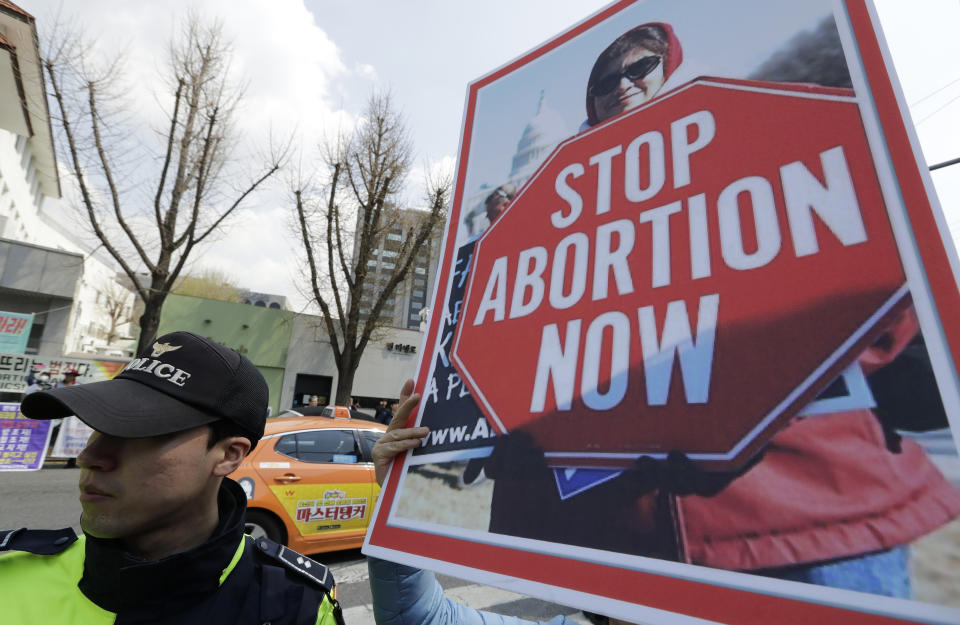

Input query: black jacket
[0,479,342,625]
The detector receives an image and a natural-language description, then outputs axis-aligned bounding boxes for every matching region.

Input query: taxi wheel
[244,509,286,545]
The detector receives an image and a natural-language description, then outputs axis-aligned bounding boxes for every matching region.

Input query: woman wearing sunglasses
[585,22,683,127]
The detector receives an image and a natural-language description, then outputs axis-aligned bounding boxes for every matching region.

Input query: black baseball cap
[21,331,268,446]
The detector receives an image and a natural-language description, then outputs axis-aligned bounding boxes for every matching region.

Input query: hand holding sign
[372,379,428,486]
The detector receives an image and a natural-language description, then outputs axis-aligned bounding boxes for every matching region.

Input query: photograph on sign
[365,0,960,622]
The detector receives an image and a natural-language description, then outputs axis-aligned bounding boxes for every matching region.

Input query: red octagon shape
[451,78,907,470]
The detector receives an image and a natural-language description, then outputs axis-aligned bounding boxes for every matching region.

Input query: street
[0,464,588,624]
[7,433,958,619]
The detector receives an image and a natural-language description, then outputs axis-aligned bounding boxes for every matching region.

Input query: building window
[25,314,46,355]
[414,267,426,275]
[387,233,402,242]
[274,430,358,463]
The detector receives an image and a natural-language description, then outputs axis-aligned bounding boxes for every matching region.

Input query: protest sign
[0,313,33,354]
[13,355,126,458]
[365,1,960,623]
[454,78,910,470]
[0,405,52,471]
[0,353,126,394]
[50,416,94,459]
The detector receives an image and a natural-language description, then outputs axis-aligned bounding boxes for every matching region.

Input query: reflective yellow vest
[0,534,341,625]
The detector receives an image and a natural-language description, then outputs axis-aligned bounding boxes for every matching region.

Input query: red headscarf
[585,22,683,127]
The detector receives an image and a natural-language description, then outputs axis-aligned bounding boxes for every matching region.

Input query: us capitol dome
[462,91,568,238]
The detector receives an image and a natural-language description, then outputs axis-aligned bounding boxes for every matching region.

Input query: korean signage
[365,1,960,624]
[0,313,33,354]
[270,484,374,536]
[0,353,127,393]
[0,405,52,471]
[295,497,368,523]
[385,342,418,354]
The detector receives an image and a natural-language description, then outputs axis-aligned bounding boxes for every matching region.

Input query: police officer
[0,331,343,625]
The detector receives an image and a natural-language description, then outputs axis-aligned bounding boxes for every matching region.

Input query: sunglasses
[589,55,662,97]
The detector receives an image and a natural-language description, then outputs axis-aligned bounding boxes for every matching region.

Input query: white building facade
[279,313,423,410]
[0,1,136,359]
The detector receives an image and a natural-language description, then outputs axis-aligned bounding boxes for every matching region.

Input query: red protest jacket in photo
[676,307,960,570]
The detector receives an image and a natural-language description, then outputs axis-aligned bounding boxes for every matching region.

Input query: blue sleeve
[367,556,574,625]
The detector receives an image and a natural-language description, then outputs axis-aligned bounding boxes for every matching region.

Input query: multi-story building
[0,1,58,225]
[239,289,288,310]
[156,292,424,416]
[0,1,136,359]
[357,208,442,330]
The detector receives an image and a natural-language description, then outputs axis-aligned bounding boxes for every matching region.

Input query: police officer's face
[77,426,234,554]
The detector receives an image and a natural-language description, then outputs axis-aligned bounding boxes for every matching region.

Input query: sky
[457,0,835,243]
[24,0,960,312]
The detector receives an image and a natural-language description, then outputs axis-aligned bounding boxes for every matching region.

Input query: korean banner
[364,1,960,623]
[1,353,127,393]
[0,313,33,354]
[18,355,127,459]
[0,405,52,471]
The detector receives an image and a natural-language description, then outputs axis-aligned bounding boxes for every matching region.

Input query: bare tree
[43,14,286,353]
[293,92,448,404]
[98,279,136,345]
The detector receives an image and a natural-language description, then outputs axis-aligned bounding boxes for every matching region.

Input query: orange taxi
[230,414,387,554]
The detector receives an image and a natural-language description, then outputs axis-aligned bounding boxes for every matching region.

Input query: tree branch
[324,168,348,339]
[173,104,219,250]
[299,180,342,362]
[87,81,153,270]
[154,78,185,231]
[192,160,280,245]
[45,58,150,301]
